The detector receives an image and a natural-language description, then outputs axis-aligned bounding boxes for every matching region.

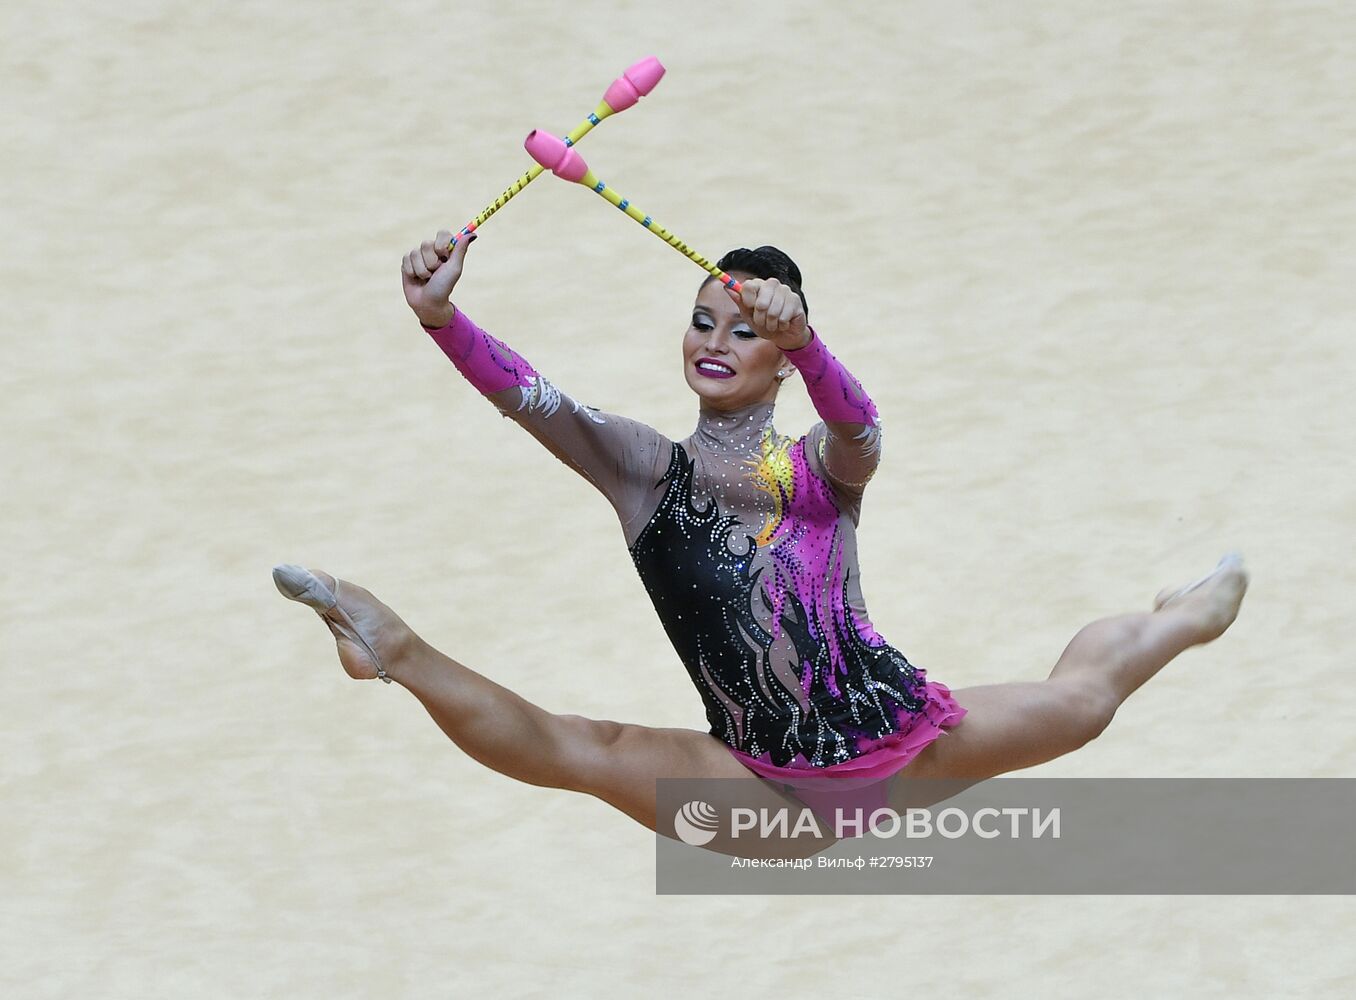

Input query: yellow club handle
[448,103,615,248]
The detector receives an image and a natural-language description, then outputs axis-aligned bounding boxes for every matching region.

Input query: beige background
[3,0,1353,996]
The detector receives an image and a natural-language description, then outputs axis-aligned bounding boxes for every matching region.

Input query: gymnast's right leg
[272,566,833,859]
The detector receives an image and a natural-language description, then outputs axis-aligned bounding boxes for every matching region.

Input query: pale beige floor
[3,1,1353,996]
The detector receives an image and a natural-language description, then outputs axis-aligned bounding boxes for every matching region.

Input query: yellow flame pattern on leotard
[747,428,796,547]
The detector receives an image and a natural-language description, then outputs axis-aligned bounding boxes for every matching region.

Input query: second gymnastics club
[447,57,665,249]
[523,130,743,292]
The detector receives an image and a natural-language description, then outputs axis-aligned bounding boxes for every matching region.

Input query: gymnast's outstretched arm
[402,230,671,534]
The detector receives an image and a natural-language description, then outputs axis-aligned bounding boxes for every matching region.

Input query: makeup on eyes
[691,309,756,339]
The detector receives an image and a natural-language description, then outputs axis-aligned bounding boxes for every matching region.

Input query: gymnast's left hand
[726,278,811,350]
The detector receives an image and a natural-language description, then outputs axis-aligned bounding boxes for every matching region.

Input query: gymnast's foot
[272,565,419,682]
[1152,552,1249,643]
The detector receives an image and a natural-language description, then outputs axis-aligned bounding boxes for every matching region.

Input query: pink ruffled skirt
[726,681,967,837]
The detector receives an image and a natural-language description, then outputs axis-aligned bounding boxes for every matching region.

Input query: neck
[693,398,776,452]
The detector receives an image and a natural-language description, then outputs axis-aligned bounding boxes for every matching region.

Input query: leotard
[423,308,965,811]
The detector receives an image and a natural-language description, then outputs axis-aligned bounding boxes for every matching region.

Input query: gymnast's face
[683,273,787,412]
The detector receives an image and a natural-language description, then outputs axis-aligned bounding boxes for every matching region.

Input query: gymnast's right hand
[402,229,475,329]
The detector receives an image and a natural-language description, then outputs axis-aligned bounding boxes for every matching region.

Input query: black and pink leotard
[424,308,965,793]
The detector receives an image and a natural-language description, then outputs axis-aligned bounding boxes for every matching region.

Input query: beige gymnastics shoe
[272,564,392,682]
[1152,552,1249,643]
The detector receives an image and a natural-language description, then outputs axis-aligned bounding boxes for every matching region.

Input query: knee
[1058,681,1119,748]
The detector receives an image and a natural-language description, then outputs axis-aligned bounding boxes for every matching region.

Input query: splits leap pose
[274,232,1248,855]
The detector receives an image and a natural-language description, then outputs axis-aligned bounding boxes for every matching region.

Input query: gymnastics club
[523,130,743,293]
[447,57,665,249]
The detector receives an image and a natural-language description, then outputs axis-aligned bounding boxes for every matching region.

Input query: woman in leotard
[274,229,1248,854]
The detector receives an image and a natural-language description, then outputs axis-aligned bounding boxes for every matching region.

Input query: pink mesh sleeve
[423,307,539,394]
[783,328,883,496]
[782,327,879,427]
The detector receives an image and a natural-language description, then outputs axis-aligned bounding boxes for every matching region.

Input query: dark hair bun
[715,245,808,316]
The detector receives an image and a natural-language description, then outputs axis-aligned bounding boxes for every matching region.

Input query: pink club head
[602,55,665,112]
[524,129,589,182]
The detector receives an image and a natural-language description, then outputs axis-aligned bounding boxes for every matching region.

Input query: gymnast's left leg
[891,554,1248,796]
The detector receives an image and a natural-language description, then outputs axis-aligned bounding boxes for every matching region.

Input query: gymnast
[273,232,1248,855]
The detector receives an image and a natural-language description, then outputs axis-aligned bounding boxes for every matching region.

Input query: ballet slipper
[272,564,391,682]
[1153,552,1245,612]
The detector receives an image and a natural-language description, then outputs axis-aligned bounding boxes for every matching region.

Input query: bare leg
[893,554,1249,793]
[273,567,835,858]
